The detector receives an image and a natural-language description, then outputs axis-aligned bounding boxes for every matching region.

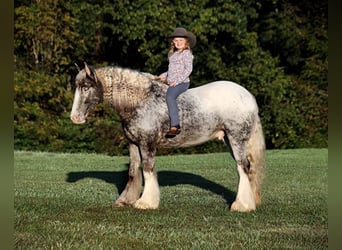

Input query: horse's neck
[95,67,152,116]
[95,67,116,103]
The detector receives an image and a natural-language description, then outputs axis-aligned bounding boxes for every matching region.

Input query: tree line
[14,0,327,155]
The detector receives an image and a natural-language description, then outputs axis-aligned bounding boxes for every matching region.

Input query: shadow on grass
[66,168,236,206]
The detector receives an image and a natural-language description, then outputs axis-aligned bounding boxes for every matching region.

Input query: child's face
[172,37,188,50]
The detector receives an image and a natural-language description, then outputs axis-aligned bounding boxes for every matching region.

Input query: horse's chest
[122,109,167,141]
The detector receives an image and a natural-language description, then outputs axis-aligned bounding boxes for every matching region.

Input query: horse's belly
[158,129,224,148]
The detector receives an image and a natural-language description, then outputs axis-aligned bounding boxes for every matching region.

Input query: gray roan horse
[70,62,265,212]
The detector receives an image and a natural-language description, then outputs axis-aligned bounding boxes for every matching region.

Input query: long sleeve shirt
[160,50,194,85]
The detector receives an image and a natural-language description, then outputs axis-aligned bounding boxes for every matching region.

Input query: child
[159,27,196,138]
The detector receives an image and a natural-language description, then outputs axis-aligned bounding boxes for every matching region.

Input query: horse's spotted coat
[70,63,265,212]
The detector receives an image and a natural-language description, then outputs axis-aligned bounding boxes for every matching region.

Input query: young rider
[159,27,196,138]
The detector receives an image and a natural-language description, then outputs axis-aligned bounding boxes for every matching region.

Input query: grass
[14,148,328,249]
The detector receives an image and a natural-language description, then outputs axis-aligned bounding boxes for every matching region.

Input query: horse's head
[70,62,103,124]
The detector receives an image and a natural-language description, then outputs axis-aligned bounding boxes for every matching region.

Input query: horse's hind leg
[224,125,256,212]
[114,143,142,207]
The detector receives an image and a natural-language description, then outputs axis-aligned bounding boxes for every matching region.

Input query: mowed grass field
[14,148,328,249]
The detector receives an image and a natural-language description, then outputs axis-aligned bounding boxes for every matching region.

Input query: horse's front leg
[133,144,160,210]
[114,143,142,207]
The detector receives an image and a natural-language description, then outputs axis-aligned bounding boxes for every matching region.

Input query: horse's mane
[94,66,165,115]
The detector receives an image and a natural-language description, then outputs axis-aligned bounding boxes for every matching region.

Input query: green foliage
[14,0,327,153]
[14,69,69,150]
[15,0,82,73]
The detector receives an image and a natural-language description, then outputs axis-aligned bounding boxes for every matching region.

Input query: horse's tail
[247,115,266,207]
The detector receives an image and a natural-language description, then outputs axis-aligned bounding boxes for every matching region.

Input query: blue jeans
[166,82,190,127]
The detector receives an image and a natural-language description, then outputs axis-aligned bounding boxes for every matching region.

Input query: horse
[70,62,265,212]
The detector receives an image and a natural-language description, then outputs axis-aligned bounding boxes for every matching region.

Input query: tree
[14,0,328,153]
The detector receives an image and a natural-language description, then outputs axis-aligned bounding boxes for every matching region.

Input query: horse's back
[187,81,258,114]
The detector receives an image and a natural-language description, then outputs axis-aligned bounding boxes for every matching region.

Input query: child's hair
[168,38,191,58]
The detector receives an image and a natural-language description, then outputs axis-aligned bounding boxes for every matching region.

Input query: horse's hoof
[114,199,132,207]
[133,200,158,210]
[113,200,125,207]
[230,200,255,212]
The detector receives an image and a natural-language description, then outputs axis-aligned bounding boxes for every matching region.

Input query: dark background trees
[14,0,327,155]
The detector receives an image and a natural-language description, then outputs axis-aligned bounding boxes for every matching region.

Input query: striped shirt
[160,50,194,85]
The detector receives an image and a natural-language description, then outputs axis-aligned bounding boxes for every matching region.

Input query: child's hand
[159,76,167,82]
[169,82,177,87]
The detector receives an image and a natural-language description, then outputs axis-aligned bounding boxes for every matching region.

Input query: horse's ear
[74,63,81,72]
[84,62,92,77]
[84,62,98,83]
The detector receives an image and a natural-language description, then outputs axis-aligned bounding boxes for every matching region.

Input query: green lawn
[14,148,328,249]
